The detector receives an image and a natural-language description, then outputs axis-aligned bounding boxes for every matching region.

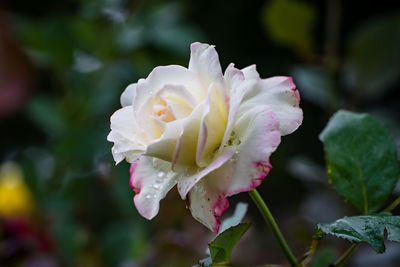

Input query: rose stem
[248,189,300,267]
[383,196,400,212]
[331,243,359,267]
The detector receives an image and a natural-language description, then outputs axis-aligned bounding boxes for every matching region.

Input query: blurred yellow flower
[0,162,33,217]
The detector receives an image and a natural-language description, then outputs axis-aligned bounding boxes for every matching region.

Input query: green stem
[331,243,358,267]
[298,239,319,263]
[249,189,299,267]
[383,196,400,212]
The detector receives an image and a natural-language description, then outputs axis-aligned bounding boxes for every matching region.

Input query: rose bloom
[108,42,302,232]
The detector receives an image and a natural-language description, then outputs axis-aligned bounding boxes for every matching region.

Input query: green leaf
[346,14,400,98]
[262,0,315,56]
[209,223,250,264]
[197,203,248,267]
[319,110,399,214]
[317,214,400,253]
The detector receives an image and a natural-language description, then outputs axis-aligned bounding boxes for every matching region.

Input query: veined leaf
[319,110,399,214]
[318,214,400,253]
[209,223,250,264]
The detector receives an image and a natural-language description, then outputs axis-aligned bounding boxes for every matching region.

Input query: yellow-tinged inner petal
[153,97,176,123]
[215,87,228,125]
[196,85,228,167]
[145,82,228,168]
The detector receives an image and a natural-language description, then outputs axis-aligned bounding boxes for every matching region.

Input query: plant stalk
[383,196,400,212]
[331,243,359,267]
[249,189,299,267]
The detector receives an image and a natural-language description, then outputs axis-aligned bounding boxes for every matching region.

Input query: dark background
[0,0,399,266]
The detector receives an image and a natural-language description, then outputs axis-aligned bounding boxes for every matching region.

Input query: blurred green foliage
[262,0,316,57]
[345,14,400,98]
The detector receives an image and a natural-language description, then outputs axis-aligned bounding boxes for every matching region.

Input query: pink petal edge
[211,196,229,233]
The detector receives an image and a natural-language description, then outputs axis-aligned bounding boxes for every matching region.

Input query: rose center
[152,97,176,123]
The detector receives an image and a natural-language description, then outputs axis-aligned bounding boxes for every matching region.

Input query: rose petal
[187,179,229,233]
[130,157,179,219]
[157,85,197,119]
[145,120,182,162]
[241,64,260,80]
[189,42,228,103]
[211,105,281,196]
[133,66,206,140]
[120,83,136,107]
[186,105,281,232]
[107,106,147,164]
[196,84,228,167]
[136,97,164,140]
[177,148,235,199]
[239,76,302,135]
[171,103,205,170]
[134,66,205,114]
[218,64,258,153]
[108,131,145,163]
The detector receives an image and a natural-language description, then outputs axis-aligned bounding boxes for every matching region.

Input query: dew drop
[229,157,237,163]
[145,194,152,199]
[157,171,165,178]
[153,184,161,189]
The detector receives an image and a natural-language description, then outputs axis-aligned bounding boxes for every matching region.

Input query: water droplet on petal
[157,171,165,177]
[145,194,152,199]
[152,184,161,189]
[229,157,237,164]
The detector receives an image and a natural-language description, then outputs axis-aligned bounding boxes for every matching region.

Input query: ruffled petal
[196,84,228,167]
[136,97,164,140]
[219,64,258,153]
[120,83,136,107]
[172,103,204,169]
[189,42,228,103]
[224,105,281,194]
[134,66,205,114]
[133,66,206,140]
[187,105,281,232]
[107,106,147,164]
[239,76,302,135]
[187,179,229,233]
[129,157,179,219]
[157,84,197,120]
[177,148,235,199]
[108,131,145,163]
[241,64,260,80]
[145,120,182,162]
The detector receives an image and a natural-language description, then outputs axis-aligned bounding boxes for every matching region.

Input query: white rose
[107,42,302,232]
